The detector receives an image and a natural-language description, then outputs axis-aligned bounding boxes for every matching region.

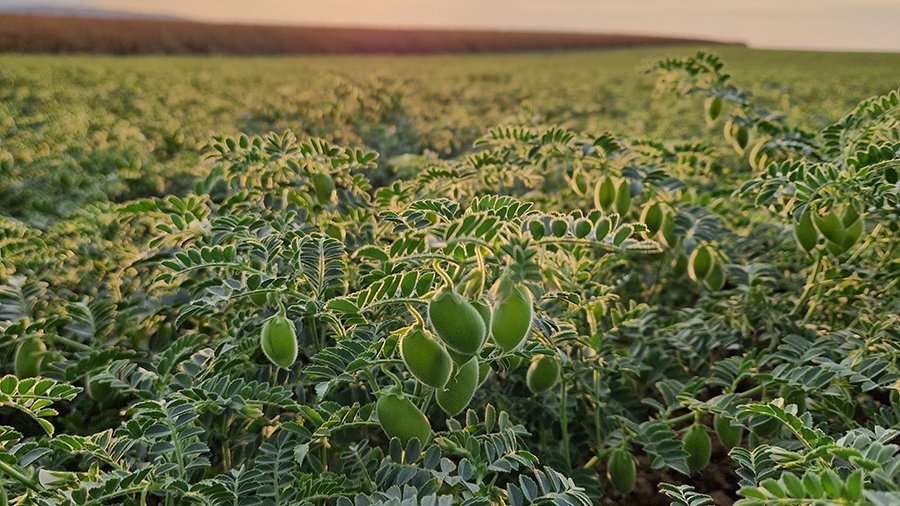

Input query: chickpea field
[0,46,899,505]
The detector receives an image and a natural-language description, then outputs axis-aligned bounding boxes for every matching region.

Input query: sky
[3,0,900,52]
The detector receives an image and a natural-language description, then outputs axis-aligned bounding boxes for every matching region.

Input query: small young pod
[376,392,431,444]
[400,328,452,389]
[14,337,47,378]
[683,423,711,473]
[436,357,480,416]
[713,415,743,449]
[526,354,560,393]
[491,286,533,353]
[607,448,636,494]
[260,313,298,369]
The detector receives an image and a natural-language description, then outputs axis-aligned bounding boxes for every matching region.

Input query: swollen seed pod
[826,239,848,256]
[641,202,664,236]
[688,245,713,281]
[260,313,298,369]
[447,347,474,366]
[713,415,743,449]
[428,288,487,356]
[14,337,46,378]
[311,172,336,204]
[506,355,525,371]
[842,204,860,228]
[436,357,480,416]
[376,392,431,444]
[86,376,115,403]
[400,328,452,389]
[526,354,560,393]
[550,218,568,238]
[594,176,616,210]
[471,298,492,327]
[607,448,636,494]
[794,210,818,253]
[491,286,533,353]
[471,299,492,343]
[842,215,864,251]
[683,423,711,473]
[813,210,846,245]
[615,180,632,215]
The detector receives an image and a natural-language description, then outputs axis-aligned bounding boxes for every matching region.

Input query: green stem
[50,334,92,352]
[843,222,882,265]
[309,317,322,352]
[364,368,381,396]
[444,236,495,252]
[419,388,434,411]
[474,249,487,295]
[0,460,40,493]
[737,384,764,399]
[432,261,454,289]
[665,410,696,427]
[405,304,425,328]
[559,375,571,471]
[380,366,404,390]
[790,253,824,317]
[592,369,602,449]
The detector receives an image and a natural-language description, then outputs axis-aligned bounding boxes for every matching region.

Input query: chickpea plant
[0,53,898,505]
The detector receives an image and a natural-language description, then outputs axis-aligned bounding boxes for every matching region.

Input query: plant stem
[559,375,571,471]
[474,249,486,295]
[0,461,40,493]
[592,369,602,449]
[790,253,823,317]
[665,411,696,427]
[50,334,92,352]
[405,304,425,327]
[380,366,404,389]
[432,261,454,288]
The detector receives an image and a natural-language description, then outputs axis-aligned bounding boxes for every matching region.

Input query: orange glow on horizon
[14,0,900,52]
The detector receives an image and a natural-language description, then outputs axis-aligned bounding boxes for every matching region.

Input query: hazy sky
[5,0,900,51]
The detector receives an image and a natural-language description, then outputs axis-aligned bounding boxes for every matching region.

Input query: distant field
[1,40,899,506]
[1,46,898,222]
[0,14,713,54]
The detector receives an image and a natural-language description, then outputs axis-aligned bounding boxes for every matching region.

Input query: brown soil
[0,14,726,55]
